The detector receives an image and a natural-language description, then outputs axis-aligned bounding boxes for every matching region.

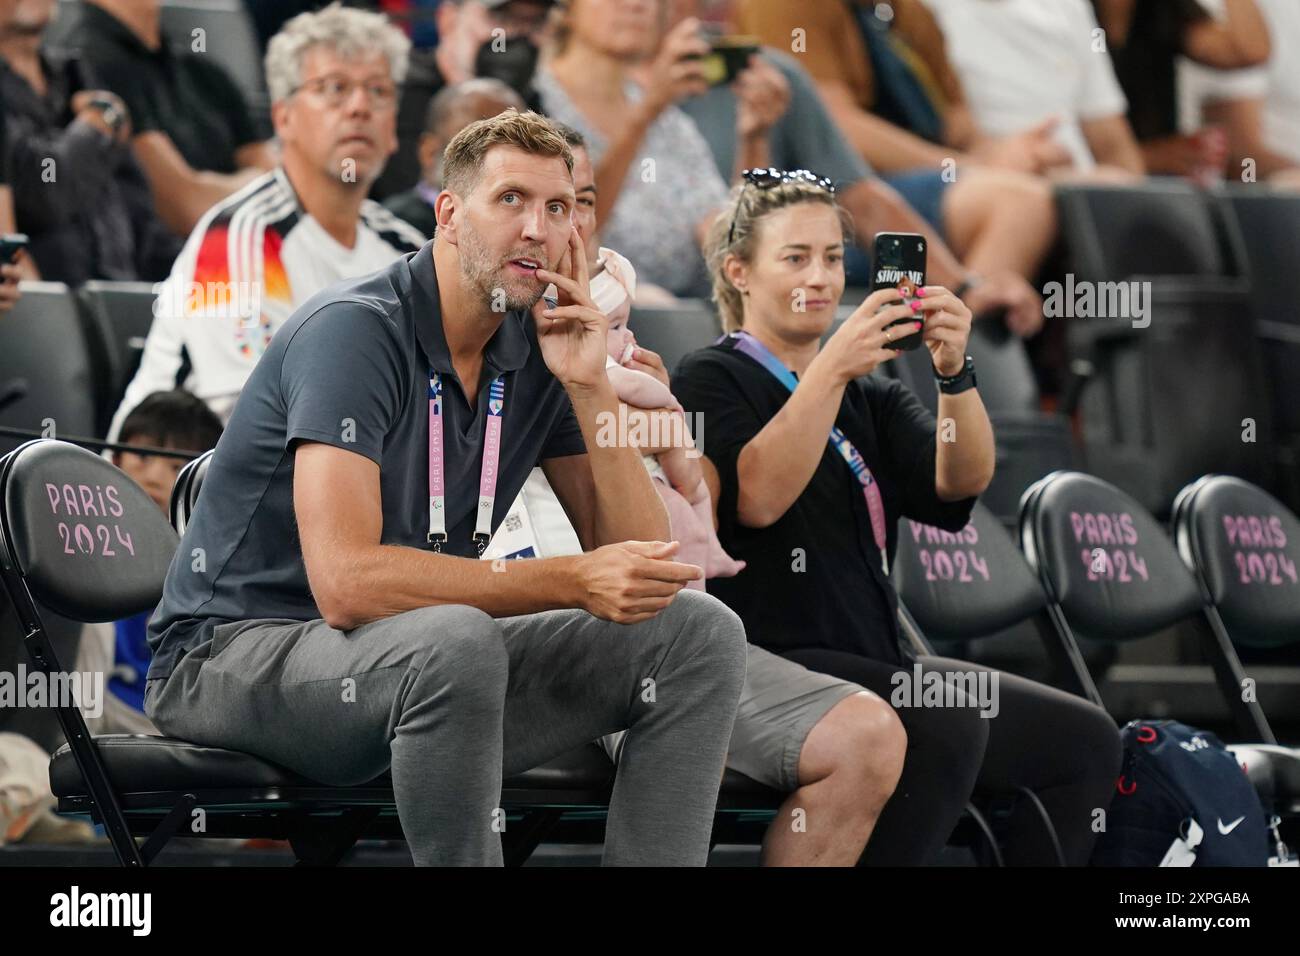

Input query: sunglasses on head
[727,168,837,246]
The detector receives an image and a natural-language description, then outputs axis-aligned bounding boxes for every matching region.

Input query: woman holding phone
[674,169,1122,866]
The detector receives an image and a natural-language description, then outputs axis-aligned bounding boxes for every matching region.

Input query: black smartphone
[872,232,927,351]
[691,34,759,87]
[0,233,29,263]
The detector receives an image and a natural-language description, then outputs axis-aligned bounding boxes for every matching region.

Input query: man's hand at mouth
[532,226,609,393]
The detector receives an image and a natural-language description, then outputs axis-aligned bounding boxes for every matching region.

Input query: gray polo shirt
[146,242,586,681]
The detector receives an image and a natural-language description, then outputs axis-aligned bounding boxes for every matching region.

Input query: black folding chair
[0,439,178,865]
[894,501,1097,694]
[1172,475,1300,815]
[1019,470,1291,814]
[893,501,1091,864]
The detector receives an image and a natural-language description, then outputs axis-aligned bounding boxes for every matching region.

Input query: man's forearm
[821,83,960,174]
[935,389,995,501]
[323,546,584,630]
[132,132,263,233]
[570,381,671,544]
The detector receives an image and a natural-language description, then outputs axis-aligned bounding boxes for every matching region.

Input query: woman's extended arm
[736,290,914,527]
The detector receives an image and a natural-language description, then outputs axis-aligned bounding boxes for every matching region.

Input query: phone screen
[871,232,927,351]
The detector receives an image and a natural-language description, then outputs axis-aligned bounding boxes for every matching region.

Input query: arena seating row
[3,433,1294,866]
[0,281,156,450]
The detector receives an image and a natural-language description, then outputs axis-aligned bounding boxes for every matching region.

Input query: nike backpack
[1092,720,1268,866]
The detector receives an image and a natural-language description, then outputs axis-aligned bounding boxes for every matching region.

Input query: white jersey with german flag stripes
[107,167,426,440]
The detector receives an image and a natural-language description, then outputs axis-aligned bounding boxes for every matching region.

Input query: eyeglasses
[726,168,836,246]
[291,74,399,111]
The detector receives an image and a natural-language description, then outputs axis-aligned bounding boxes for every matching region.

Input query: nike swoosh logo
[1218,816,1245,835]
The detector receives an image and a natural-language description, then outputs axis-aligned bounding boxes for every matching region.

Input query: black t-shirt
[672,339,976,664]
[70,3,265,174]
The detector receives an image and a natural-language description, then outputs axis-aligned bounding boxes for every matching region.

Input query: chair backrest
[0,283,98,455]
[1216,187,1300,325]
[1173,474,1300,649]
[629,302,722,374]
[169,450,213,535]
[1019,471,1202,641]
[892,500,1046,643]
[0,440,177,623]
[76,281,160,401]
[1055,181,1243,282]
[1217,189,1300,438]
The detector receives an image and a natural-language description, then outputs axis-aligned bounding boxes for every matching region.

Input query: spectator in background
[1179,0,1300,188]
[1094,0,1269,180]
[0,0,181,285]
[372,0,555,198]
[918,0,1145,180]
[383,77,525,236]
[68,0,280,236]
[375,1,442,49]
[537,1,736,299]
[734,0,1057,322]
[77,390,223,737]
[667,0,1043,335]
[106,2,425,441]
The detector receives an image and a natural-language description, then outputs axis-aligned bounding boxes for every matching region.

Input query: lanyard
[428,370,506,557]
[726,331,891,574]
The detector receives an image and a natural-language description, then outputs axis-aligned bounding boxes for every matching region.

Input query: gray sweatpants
[143,589,747,866]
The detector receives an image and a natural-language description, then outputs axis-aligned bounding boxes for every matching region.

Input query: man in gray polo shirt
[142,109,747,866]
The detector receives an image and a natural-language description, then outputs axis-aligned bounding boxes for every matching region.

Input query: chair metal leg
[503,808,565,866]
[1033,608,1105,707]
[962,802,1004,867]
[1195,608,1277,744]
[0,574,145,866]
[289,807,381,866]
[1014,786,1066,866]
[140,792,198,865]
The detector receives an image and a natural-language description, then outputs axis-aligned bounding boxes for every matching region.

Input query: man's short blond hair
[441,109,574,197]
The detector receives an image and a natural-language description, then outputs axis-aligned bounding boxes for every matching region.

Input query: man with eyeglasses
[106,3,426,442]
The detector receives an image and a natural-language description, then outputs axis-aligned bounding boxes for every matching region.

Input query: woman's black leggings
[779,648,1123,866]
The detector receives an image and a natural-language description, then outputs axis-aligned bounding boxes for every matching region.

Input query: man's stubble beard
[458,223,545,312]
